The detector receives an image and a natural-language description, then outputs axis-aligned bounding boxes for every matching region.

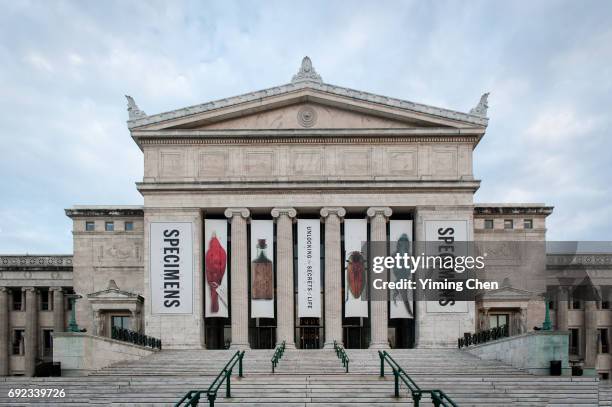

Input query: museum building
[3,57,611,378]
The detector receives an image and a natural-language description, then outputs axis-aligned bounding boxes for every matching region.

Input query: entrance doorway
[249,318,276,349]
[342,317,369,348]
[298,318,322,349]
[205,318,229,349]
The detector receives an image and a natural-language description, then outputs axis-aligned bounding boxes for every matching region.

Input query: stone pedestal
[50,287,65,333]
[321,207,345,348]
[367,207,392,349]
[225,208,251,349]
[24,287,38,377]
[0,287,8,376]
[272,207,297,348]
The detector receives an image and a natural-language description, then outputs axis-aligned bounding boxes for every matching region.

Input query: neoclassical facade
[6,57,611,377]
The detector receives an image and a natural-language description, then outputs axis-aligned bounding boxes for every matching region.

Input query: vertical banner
[390,220,414,319]
[250,220,275,318]
[344,219,368,317]
[297,219,321,318]
[424,220,469,313]
[150,222,194,314]
[204,219,229,318]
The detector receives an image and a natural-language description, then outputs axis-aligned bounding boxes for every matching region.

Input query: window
[12,290,22,311]
[484,219,494,229]
[569,328,580,355]
[42,329,53,357]
[599,328,609,354]
[570,299,582,310]
[124,221,134,231]
[548,301,555,310]
[111,316,131,331]
[489,314,509,329]
[504,219,513,229]
[105,221,114,232]
[602,301,610,310]
[85,221,95,231]
[12,330,24,355]
[524,219,533,229]
[40,290,49,311]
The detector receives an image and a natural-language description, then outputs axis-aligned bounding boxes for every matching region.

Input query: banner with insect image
[250,220,275,318]
[204,219,229,318]
[389,220,414,318]
[344,218,368,318]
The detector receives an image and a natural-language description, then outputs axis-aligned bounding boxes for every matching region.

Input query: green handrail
[271,341,286,373]
[379,351,458,407]
[333,340,350,373]
[175,350,245,407]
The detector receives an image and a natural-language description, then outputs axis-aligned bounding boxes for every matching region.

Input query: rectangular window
[489,314,509,329]
[111,316,131,331]
[12,290,22,311]
[42,329,53,357]
[85,221,95,231]
[570,299,582,310]
[569,328,580,355]
[548,301,555,310]
[524,219,533,229]
[12,330,24,355]
[105,221,114,232]
[504,219,513,229]
[602,301,610,310]
[40,290,49,311]
[124,221,134,231]
[599,328,609,354]
[484,219,494,229]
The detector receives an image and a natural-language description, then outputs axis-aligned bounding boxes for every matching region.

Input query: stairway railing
[457,324,509,348]
[271,341,286,373]
[379,351,458,407]
[111,326,161,350]
[333,340,350,373]
[174,350,245,407]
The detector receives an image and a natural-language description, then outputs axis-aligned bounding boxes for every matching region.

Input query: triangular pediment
[87,287,141,300]
[477,286,537,301]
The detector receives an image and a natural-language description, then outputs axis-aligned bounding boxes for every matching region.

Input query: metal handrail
[111,327,161,350]
[458,324,509,348]
[379,351,458,407]
[333,340,350,373]
[175,350,245,407]
[271,341,286,373]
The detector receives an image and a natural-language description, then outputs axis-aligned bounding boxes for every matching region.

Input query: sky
[0,0,611,253]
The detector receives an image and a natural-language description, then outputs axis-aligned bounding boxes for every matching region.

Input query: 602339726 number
[8,388,65,398]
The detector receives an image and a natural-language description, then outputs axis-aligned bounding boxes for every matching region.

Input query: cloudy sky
[0,0,610,253]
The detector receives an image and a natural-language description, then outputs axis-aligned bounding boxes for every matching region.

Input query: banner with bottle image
[389,220,414,319]
[204,219,229,318]
[250,220,275,318]
[344,219,369,318]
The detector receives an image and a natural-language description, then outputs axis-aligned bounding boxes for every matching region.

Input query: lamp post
[66,294,83,333]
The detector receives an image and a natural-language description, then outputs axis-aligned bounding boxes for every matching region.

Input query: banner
[204,219,229,318]
[344,219,368,317]
[250,220,275,318]
[297,219,321,318]
[424,220,469,313]
[389,220,414,319]
[150,222,194,314]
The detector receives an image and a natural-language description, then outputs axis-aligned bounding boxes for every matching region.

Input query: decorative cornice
[474,205,553,216]
[271,208,297,218]
[367,207,393,218]
[320,207,346,218]
[547,254,612,268]
[292,56,323,84]
[0,255,73,270]
[65,207,144,218]
[224,208,250,219]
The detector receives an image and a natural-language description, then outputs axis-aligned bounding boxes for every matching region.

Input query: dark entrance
[343,317,369,348]
[389,318,415,348]
[205,318,229,349]
[249,318,276,349]
[298,318,322,349]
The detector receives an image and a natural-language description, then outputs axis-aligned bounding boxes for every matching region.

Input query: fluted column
[0,287,8,376]
[321,207,346,348]
[272,207,297,348]
[556,286,569,332]
[225,208,251,349]
[368,207,392,349]
[23,287,38,377]
[50,287,65,334]
[584,300,598,368]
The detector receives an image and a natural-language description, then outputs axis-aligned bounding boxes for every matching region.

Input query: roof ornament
[125,95,147,120]
[469,92,489,117]
[107,279,119,290]
[291,56,323,84]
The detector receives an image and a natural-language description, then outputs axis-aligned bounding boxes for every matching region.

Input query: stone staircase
[0,347,603,406]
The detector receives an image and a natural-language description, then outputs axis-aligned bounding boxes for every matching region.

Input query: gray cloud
[0,0,611,252]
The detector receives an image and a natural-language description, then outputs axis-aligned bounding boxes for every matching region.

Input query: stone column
[225,208,251,349]
[23,287,38,377]
[584,300,598,368]
[368,207,392,349]
[321,207,346,348]
[272,207,297,348]
[0,287,9,376]
[556,286,569,332]
[50,287,65,334]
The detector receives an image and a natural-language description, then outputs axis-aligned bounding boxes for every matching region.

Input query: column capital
[367,207,392,218]
[224,208,250,219]
[22,287,37,293]
[320,207,346,218]
[271,207,297,218]
[49,287,63,292]
[0,286,8,293]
